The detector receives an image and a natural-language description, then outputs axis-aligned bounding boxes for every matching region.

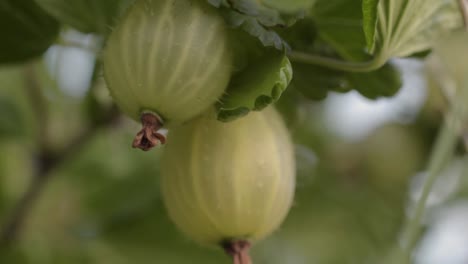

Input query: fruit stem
[132,112,166,151]
[222,240,252,264]
[288,50,386,72]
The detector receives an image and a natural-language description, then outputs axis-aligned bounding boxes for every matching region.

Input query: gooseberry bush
[0,0,467,264]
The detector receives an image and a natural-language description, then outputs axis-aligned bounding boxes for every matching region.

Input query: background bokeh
[0,28,467,264]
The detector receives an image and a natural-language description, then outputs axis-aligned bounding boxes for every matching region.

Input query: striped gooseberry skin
[161,107,296,246]
[103,0,232,127]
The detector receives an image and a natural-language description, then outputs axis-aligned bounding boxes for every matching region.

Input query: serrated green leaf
[209,0,297,50]
[213,0,281,27]
[291,62,350,100]
[224,0,298,27]
[283,17,353,99]
[35,0,133,34]
[228,0,259,16]
[362,0,379,51]
[207,0,223,8]
[370,0,463,58]
[226,11,288,50]
[278,16,317,52]
[254,6,286,27]
[0,0,60,64]
[312,0,370,61]
[217,51,292,122]
[291,60,401,100]
[263,0,316,14]
[283,12,401,99]
[289,0,462,73]
[347,62,402,99]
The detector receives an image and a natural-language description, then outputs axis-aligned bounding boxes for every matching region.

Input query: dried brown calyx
[132,112,166,151]
[222,240,252,264]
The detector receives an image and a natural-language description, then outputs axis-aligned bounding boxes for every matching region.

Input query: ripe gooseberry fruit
[161,107,296,264]
[103,0,232,151]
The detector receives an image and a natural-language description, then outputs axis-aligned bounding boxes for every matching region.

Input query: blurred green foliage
[0,59,436,263]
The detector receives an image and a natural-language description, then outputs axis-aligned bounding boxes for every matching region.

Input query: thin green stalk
[288,50,386,72]
[399,81,468,259]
